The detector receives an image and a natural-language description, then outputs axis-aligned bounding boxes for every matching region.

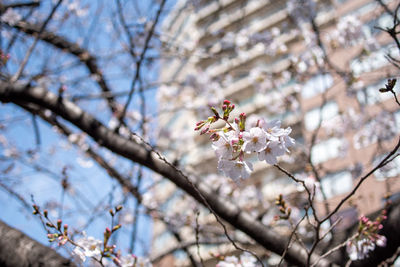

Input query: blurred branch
[331,200,400,266]
[322,138,400,223]
[17,102,143,203]
[11,0,63,82]
[151,238,230,263]
[117,0,167,127]
[16,100,207,264]
[3,15,119,113]
[0,1,40,11]
[0,219,76,267]
[0,80,327,267]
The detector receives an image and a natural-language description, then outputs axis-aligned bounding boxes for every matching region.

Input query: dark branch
[0,219,76,267]
[3,17,119,113]
[0,80,325,267]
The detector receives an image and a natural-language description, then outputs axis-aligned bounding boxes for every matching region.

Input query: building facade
[153,0,400,265]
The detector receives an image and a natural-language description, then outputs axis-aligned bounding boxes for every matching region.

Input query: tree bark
[0,219,76,267]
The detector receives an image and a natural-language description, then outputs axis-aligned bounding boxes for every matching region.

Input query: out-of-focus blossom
[1,8,21,26]
[72,234,102,263]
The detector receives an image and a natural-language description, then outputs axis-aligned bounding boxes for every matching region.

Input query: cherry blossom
[72,234,102,263]
[217,159,253,180]
[212,133,234,159]
[1,8,22,26]
[117,254,153,267]
[242,127,268,153]
[216,253,259,267]
[347,238,377,261]
[258,141,285,165]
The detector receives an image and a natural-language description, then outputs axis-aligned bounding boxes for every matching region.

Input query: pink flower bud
[200,125,209,135]
[223,100,231,105]
[210,133,219,141]
[113,258,122,266]
[376,235,387,247]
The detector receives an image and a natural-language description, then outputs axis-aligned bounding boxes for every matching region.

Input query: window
[318,171,353,199]
[347,2,377,17]
[311,138,346,164]
[363,13,396,38]
[351,45,399,75]
[331,208,358,230]
[353,112,397,149]
[374,154,400,180]
[304,101,339,131]
[301,74,333,99]
[262,176,296,199]
[395,110,400,127]
[377,13,395,30]
[356,80,392,105]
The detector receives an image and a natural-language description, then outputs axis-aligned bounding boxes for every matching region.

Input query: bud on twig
[379,78,396,93]
[32,204,40,215]
[210,107,220,119]
[112,224,121,232]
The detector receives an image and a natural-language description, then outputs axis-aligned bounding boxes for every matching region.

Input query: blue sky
[0,0,178,260]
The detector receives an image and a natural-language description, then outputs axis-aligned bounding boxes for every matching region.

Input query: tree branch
[0,219,76,267]
[2,16,119,113]
[0,80,326,267]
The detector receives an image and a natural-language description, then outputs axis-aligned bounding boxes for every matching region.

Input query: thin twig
[322,137,400,223]
[195,211,205,267]
[11,0,63,82]
[117,0,167,127]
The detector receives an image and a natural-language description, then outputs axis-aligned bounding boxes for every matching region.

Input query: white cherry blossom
[212,134,234,159]
[72,234,102,263]
[260,119,285,139]
[216,253,259,267]
[258,141,284,165]
[218,159,253,180]
[242,127,267,153]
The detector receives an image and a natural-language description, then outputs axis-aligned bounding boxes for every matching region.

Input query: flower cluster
[216,252,259,267]
[33,204,151,266]
[346,212,387,261]
[195,100,295,181]
[72,233,103,263]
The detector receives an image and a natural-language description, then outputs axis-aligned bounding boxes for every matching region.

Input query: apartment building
[154,0,400,265]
